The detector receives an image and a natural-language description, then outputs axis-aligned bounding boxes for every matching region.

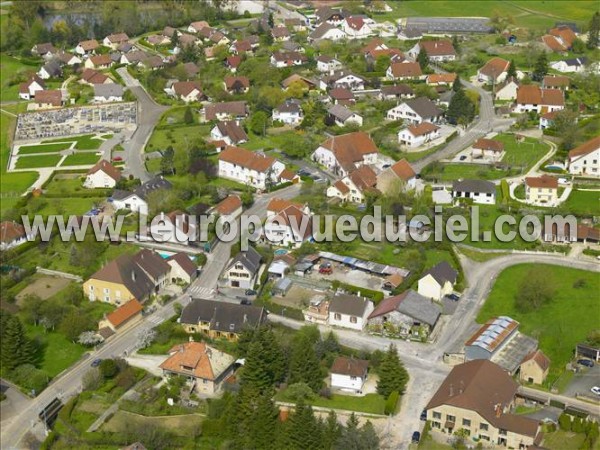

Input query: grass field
[496,134,549,169]
[61,152,100,166]
[18,142,72,154]
[14,154,63,169]
[103,410,204,437]
[380,1,598,30]
[543,430,587,450]
[146,124,211,153]
[563,189,600,217]
[424,163,516,181]
[35,196,105,217]
[42,133,105,150]
[477,264,600,383]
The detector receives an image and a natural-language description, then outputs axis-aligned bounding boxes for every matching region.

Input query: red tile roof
[479,57,510,79]
[0,221,26,244]
[89,54,112,66]
[105,299,143,328]
[517,85,564,106]
[473,138,504,152]
[389,62,422,78]
[87,159,122,181]
[419,39,456,57]
[542,35,566,52]
[525,175,558,189]
[331,356,369,376]
[407,121,439,137]
[35,89,62,106]
[521,349,550,372]
[390,159,416,181]
[320,132,379,172]
[214,195,242,215]
[427,73,457,84]
[219,146,277,173]
[569,136,600,160]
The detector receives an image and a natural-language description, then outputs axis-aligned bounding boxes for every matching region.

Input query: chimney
[449,383,454,396]
[131,270,136,281]
[495,403,502,418]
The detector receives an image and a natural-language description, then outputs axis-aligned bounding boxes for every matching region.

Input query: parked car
[459,155,467,161]
[91,358,102,367]
[298,168,311,176]
[319,262,332,275]
[245,289,257,296]
[240,298,252,305]
[420,409,427,421]
[411,431,421,443]
[591,386,600,396]
[446,293,460,302]
[578,359,595,368]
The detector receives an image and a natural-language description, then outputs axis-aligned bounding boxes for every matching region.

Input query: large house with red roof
[264,198,313,248]
[515,85,564,114]
[312,131,379,177]
[218,146,287,190]
[568,136,600,178]
[84,160,121,189]
[408,39,456,62]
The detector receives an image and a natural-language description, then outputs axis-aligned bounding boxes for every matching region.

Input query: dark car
[240,298,252,305]
[459,155,467,161]
[411,431,421,443]
[578,359,595,368]
[245,289,257,296]
[420,409,427,421]
[447,293,460,302]
[297,169,311,176]
[91,358,102,367]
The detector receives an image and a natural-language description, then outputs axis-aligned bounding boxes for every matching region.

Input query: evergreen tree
[241,340,274,393]
[446,88,475,126]
[452,74,462,92]
[359,421,380,449]
[288,333,323,392]
[171,30,179,48]
[258,327,286,384]
[532,52,548,81]
[335,414,380,450]
[588,12,600,49]
[183,106,194,124]
[322,410,341,450]
[507,60,517,79]
[268,12,274,28]
[452,35,460,54]
[240,327,286,392]
[284,400,323,450]
[0,314,34,373]
[417,48,429,71]
[248,391,280,450]
[160,146,175,175]
[376,345,409,398]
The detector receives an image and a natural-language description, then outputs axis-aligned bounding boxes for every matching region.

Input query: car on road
[245,289,257,296]
[578,359,595,368]
[411,431,421,443]
[591,386,600,396]
[446,293,460,301]
[420,409,427,421]
[297,169,311,176]
[240,298,252,305]
[459,155,467,161]
[91,359,102,367]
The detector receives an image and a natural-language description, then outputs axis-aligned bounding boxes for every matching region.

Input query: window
[350,316,357,323]
[334,313,341,320]
[462,418,471,427]
[433,412,442,420]
[480,423,488,431]
[103,288,109,294]
[89,285,94,291]
[446,414,456,423]
[499,429,507,436]
[432,421,441,429]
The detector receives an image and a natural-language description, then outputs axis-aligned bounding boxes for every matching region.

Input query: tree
[375,55,391,73]
[335,413,380,449]
[160,145,175,175]
[240,327,286,392]
[322,410,341,449]
[571,38,586,54]
[78,331,103,346]
[283,400,323,450]
[288,331,323,392]
[446,88,475,126]
[376,344,408,398]
[452,74,462,92]
[20,294,44,326]
[183,106,194,124]
[551,109,579,150]
[99,359,118,378]
[417,48,429,71]
[60,310,93,342]
[250,110,269,136]
[588,12,600,49]
[532,52,548,82]
[507,60,517,79]
[452,35,460,54]
[82,368,103,391]
[515,268,556,312]
[558,413,572,431]
[171,30,179,48]
[0,313,34,373]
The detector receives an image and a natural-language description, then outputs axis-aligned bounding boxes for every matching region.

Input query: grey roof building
[404,97,443,120]
[452,179,496,195]
[327,104,358,123]
[180,298,267,335]
[369,289,441,328]
[93,83,124,99]
[329,293,372,317]
[227,246,262,277]
[134,176,173,200]
[423,261,458,286]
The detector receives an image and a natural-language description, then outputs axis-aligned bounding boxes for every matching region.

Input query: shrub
[558,413,572,431]
[286,382,316,402]
[385,391,399,415]
[99,359,118,378]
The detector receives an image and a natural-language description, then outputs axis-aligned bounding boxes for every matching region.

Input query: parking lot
[307,265,386,292]
[14,103,137,142]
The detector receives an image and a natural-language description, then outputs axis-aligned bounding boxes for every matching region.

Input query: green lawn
[543,430,587,450]
[0,53,39,102]
[563,190,600,217]
[18,142,73,154]
[495,134,549,169]
[14,154,63,169]
[275,390,386,415]
[41,133,105,150]
[146,124,211,153]
[477,264,600,383]
[36,197,105,217]
[61,152,100,166]
[25,324,87,378]
[423,163,517,182]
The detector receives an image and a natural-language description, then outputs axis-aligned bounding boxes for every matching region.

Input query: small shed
[268,260,289,279]
[272,277,293,296]
[294,261,314,276]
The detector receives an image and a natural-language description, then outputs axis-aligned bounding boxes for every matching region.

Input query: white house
[376,159,417,194]
[471,138,505,161]
[149,211,196,245]
[270,51,307,68]
[312,131,379,177]
[386,62,423,81]
[525,175,559,206]
[111,191,148,215]
[0,221,34,251]
[328,293,374,331]
[103,33,129,50]
[327,104,363,127]
[398,122,440,148]
[495,78,519,101]
[75,39,99,55]
[550,58,587,73]
[93,84,124,103]
[417,261,458,301]
[264,204,312,248]
[223,246,262,289]
[330,356,369,393]
[387,97,443,124]
[218,146,287,190]
[342,17,375,40]
[37,61,62,80]
[84,160,121,188]
[316,55,342,73]
[272,99,303,126]
[326,165,378,203]
[477,57,510,84]
[18,76,45,100]
[171,81,203,103]
[408,40,456,62]
[210,121,248,145]
[320,70,366,91]
[309,23,347,42]
[568,136,600,178]
[515,85,565,113]
[452,179,496,205]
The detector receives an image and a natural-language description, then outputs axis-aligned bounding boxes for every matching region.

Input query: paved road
[116,67,167,182]
[0,184,301,449]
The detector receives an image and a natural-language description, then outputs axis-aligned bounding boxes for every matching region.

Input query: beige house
[159,341,235,396]
[417,261,458,301]
[426,360,542,449]
[525,175,558,206]
[519,350,550,385]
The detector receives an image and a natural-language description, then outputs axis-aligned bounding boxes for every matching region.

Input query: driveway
[0,379,31,426]
[562,364,600,399]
